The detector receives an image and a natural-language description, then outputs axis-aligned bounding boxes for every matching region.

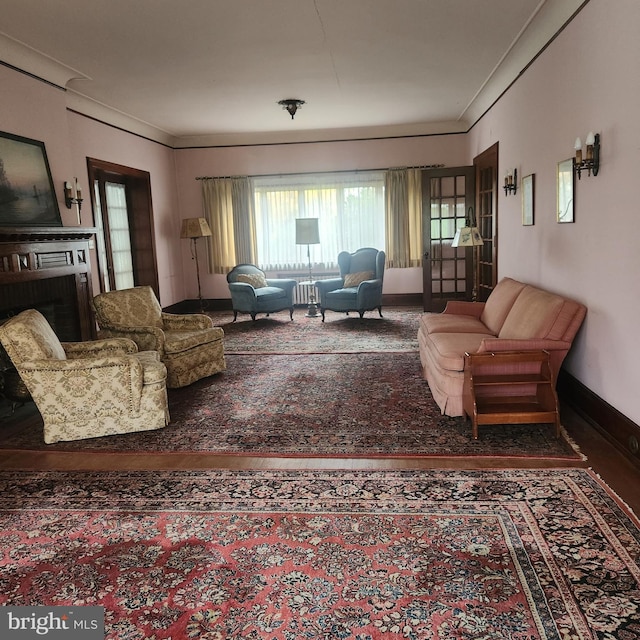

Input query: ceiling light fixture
[278,99,305,120]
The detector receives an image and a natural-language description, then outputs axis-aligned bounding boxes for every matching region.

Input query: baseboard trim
[558,369,640,467]
[166,294,423,315]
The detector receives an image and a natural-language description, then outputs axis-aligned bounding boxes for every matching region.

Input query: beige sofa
[418,277,587,416]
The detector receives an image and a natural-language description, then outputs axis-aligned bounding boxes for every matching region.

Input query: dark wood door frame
[86,158,159,297]
[473,143,499,301]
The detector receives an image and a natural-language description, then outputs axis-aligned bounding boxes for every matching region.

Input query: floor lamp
[180,217,212,312]
[451,207,484,302]
[295,218,320,318]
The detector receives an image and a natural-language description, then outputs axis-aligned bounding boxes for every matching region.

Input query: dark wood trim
[558,369,640,469]
[166,293,423,315]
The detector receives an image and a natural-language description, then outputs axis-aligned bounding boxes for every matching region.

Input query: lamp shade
[180,217,212,239]
[295,218,320,245]
[451,226,484,248]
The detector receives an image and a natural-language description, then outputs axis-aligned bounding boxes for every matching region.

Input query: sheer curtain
[385,168,423,268]
[252,171,385,271]
[201,177,256,273]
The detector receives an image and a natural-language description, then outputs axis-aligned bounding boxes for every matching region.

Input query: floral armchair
[315,247,386,322]
[92,286,226,388]
[0,309,169,444]
[227,264,297,321]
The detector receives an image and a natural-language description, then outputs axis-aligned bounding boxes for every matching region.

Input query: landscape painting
[0,131,62,227]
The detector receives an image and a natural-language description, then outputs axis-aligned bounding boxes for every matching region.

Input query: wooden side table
[462,350,561,440]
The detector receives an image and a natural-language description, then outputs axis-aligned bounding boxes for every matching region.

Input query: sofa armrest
[62,338,139,359]
[443,300,485,318]
[96,324,165,353]
[315,277,344,294]
[18,355,146,416]
[478,338,572,353]
[162,312,213,330]
[266,278,297,293]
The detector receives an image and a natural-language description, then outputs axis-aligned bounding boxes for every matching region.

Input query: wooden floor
[1,402,640,518]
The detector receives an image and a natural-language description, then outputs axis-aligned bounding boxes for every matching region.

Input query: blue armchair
[315,247,386,322]
[227,264,297,321]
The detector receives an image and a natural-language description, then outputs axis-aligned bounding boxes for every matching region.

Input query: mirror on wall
[557,158,574,223]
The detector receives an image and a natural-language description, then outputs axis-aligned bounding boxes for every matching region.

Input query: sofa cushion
[343,270,374,287]
[255,286,287,300]
[498,286,565,339]
[420,313,492,336]
[164,328,224,355]
[426,332,493,372]
[480,277,527,334]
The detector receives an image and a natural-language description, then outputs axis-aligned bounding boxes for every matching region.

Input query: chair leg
[378,306,383,318]
[233,310,238,322]
[321,309,326,322]
[359,311,365,318]
[251,313,256,321]
[289,307,294,321]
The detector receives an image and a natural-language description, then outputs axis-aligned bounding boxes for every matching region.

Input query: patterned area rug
[210,306,421,354]
[1,468,638,639]
[0,352,582,459]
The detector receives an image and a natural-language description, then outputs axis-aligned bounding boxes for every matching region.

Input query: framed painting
[0,130,62,227]
[557,158,574,223]
[522,173,534,226]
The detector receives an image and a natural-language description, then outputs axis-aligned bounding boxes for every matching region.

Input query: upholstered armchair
[0,309,169,444]
[315,247,386,322]
[92,286,225,388]
[227,264,297,321]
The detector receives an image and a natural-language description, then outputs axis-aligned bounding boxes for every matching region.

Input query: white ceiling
[0,0,586,147]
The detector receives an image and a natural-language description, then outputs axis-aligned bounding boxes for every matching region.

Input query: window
[252,171,385,271]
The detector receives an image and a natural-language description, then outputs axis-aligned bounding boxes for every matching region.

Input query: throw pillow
[236,272,268,289]
[343,270,374,288]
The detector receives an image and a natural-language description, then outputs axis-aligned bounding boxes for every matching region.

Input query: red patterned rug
[210,306,421,354]
[0,352,582,459]
[1,468,638,639]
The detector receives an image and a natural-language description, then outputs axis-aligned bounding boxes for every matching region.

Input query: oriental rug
[0,352,582,460]
[1,468,638,639]
[210,306,421,354]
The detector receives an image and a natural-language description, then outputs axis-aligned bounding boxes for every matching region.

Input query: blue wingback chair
[227,264,297,321]
[315,247,385,322]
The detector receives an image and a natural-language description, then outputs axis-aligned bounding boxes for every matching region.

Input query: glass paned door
[422,167,475,312]
[93,179,134,292]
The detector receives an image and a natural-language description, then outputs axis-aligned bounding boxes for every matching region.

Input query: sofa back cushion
[93,286,163,329]
[498,286,566,339]
[0,309,66,363]
[480,278,527,334]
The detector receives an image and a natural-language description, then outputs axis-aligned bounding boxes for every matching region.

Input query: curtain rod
[195,163,444,181]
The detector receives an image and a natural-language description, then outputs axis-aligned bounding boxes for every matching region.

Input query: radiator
[273,271,340,305]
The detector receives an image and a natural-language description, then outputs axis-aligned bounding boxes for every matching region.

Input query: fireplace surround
[0,227,97,341]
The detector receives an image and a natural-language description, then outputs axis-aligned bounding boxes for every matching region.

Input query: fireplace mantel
[0,226,98,340]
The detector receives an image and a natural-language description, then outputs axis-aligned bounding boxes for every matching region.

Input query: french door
[421,166,475,312]
[474,143,499,301]
[87,159,159,296]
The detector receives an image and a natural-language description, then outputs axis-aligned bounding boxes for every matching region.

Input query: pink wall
[468,0,640,423]
[67,114,182,304]
[174,133,467,299]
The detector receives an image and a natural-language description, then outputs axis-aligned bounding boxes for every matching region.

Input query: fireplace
[0,227,97,341]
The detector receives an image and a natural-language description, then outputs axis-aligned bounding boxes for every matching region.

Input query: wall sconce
[278,98,305,120]
[574,132,600,179]
[64,178,83,211]
[503,169,517,195]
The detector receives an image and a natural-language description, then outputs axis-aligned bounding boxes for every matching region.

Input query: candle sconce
[64,179,83,211]
[503,168,517,195]
[573,132,600,179]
